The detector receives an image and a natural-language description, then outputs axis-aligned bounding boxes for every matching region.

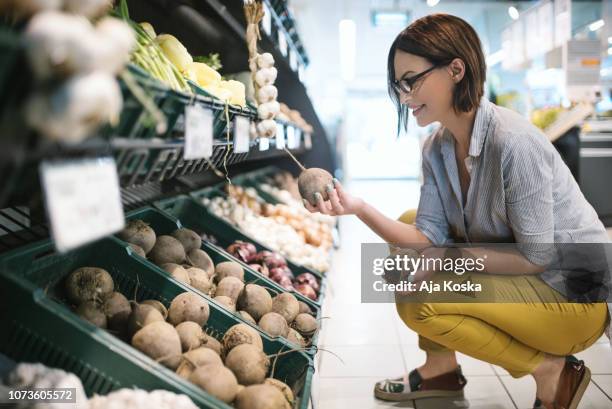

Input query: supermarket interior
[1,0,612,408]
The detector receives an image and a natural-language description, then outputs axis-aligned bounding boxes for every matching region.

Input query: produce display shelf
[118,206,320,355]
[0,237,314,409]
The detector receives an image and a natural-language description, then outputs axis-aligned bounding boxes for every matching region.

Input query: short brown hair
[388,14,486,132]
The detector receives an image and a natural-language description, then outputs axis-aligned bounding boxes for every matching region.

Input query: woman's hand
[302,179,364,216]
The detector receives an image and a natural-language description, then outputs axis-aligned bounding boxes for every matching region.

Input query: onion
[278,276,294,291]
[248,264,269,277]
[294,283,317,300]
[295,272,320,292]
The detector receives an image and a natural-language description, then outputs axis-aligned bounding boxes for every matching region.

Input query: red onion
[227,240,257,263]
[249,263,269,277]
[256,251,287,269]
[278,276,294,291]
[269,267,288,282]
[295,283,317,300]
[295,272,320,292]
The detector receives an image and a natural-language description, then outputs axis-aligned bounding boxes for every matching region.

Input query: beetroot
[295,273,320,292]
[295,283,317,300]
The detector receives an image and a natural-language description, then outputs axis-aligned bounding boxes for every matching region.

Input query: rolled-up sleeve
[415,155,452,246]
[503,134,555,266]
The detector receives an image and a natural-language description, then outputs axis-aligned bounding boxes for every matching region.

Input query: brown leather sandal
[532,356,591,409]
[374,365,467,402]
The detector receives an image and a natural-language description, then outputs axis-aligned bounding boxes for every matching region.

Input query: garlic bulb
[256,119,277,138]
[254,67,278,87]
[256,52,275,69]
[63,0,112,19]
[257,101,280,120]
[94,17,135,74]
[256,85,278,104]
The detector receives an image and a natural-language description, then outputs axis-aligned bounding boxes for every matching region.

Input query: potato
[172,228,202,253]
[185,267,211,293]
[287,328,306,347]
[258,312,289,338]
[222,323,263,353]
[271,293,299,323]
[141,299,168,320]
[119,219,156,254]
[65,267,114,305]
[214,261,244,283]
[128,243,146,258]
[264,378,294,406]
[238,310,256,325]
[186,249,214,276]
[224,344,270,385]
[76,301,107,328]
[235,384,288,409]
[201,334,222,355]
[298,168,333,206]
[127,303,165,338]
[168,292,210,326]
[176,321,206,352]
[237,284,272,321]
[149,235,186,265]
[161,263,191,285]
[298,301,312,315]
[132,321,182,369]
[102,292,130,332]
[189,364,238,403]
[216,276,244,302]
[214,295,236,313]
[291,313,317,337]
[176,347,222,379]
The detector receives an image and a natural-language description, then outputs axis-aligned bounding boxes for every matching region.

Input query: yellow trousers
[395,209,610,378]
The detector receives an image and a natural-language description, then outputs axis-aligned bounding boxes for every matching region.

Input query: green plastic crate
[0,238,313,409]
[120,207,320,354]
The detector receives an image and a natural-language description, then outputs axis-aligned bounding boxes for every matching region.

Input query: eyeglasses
[392,65,439,94]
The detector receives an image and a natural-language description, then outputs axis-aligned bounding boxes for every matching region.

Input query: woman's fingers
[332,178,346,199]
[327,184,344,214]
[302,199,317,213]
[315,192,331,215]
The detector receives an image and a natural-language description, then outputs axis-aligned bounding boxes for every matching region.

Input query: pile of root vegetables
[62,263,318,408]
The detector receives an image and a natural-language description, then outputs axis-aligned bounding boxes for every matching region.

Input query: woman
[304,14,611,409]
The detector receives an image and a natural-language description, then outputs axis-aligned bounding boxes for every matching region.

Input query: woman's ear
[447,58,466,83]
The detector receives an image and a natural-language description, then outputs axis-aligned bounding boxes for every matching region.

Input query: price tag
[278,30,288,56]
[304,132,313,149]
[276,122,285,149]
[233,116,251,153]
[294,128,302,149]
[262,2,272,36]
[184,105,213,160]
[41,158,124,253]
[286,126,296,149]
[259,137,270,151]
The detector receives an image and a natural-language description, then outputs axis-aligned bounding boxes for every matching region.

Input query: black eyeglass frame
[392,65,440,94]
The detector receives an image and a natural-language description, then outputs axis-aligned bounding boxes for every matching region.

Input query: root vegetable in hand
[298,168,333,206]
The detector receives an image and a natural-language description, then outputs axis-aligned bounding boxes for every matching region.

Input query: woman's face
[393,50,455,127]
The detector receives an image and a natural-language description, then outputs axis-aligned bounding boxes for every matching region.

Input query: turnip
[214,295,236,313]
[238,310,256,325]
[189,364,238,403]
[149,236,186,265]
[127,303,164,338]
[185,267,211,293]
[102,291,130,332]
[118,220,156,254]
[222,324,263,353]
[161,263,191,285]
[65,267,114,305]
[236,284,272,321]
[172,228,202,253]
[214,261,244,283]
[292,313,317,337]
[216,277,244,302]
[186,249,214,276]
[298,168,333,206]
[271,293,299,323]
[176,347,222,379]
[224,344,270,386]
[168,292,210,326]
[76,301,107,328]
[258,312,289,338]
[175,321,205,352]
[287,328,306,347]
[234,384,288,409]
[140,299,168,320]
[264,378,294,406]
[132,321,181,370]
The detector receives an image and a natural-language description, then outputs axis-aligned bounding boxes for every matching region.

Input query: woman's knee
[396,302,437,330]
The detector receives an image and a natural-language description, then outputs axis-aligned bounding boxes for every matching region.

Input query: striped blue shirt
[415,97,611,343]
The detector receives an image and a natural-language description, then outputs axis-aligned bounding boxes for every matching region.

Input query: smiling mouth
[412,104,426,116]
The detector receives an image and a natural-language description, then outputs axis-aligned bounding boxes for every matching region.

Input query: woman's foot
[417,351,459,379]
[532,353,565,403]
[532,355,591,409]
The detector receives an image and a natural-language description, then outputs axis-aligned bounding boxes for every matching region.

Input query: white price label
[304,133,313,149]
[262,2,272,36]
[259,137,270,151]
[294,128,302,149]
[41,158,124,253]
[233,116,251,153]
[278,31,288,56]
[276,122,285,149]
[184,105,213,160]
[286,126,296,149]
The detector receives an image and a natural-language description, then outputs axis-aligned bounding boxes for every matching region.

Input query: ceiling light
[427,0,440,7]
[589,19,605,32]
[371,10,410,27]
[508,6,519,20]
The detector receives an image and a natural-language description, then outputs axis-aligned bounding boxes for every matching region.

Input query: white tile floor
[311,179,612,409]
